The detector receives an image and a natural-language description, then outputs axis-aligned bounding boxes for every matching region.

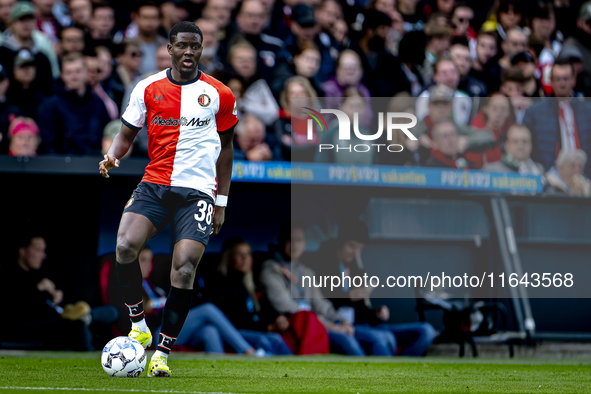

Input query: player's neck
[170,68,200,83]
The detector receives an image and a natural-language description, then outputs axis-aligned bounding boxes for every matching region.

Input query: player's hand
[99,154,119,178]
[211,206,225,235]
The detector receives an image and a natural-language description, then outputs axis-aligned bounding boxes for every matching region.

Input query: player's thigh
[171,189,215,248]
[118,183,171,247]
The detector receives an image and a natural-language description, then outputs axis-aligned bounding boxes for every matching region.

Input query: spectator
[233,0,286,83]
[530,1,562,95]
[450,37,487,97]
[498,27,528,70]
[227,40,279,125]
[33,0,63,43]
[396,0,425,32]
[284,3,337,84]
[483,0,524,41]
[450,2,476,46]
[315,0,342,46]
[523,60,591,173]
[206,238,293,355]
[470,30,502,93]
[126,2,168,75]
[234,113,281,161]
[110,39,143,109]
[273,76,320,161]
[38,53,110,155]
[498,66,532,124]
[409,84,495,165]
[331,18,348,46]
[376,92,416,166]
[196,18,223,75]
[546,149,591,196]
[316,88,374,165]
[202,0,234,52]
[310,219,436,356]
[323,50,373,129]
[0,63,20,152]
[86,2,116,54]
[511,51,545,97]
[2,234,119,350]
[416,59,472,126]
[68,0,92,29]
[563,1,591,95]
[5,49,46,120]
[421,18,452,84]
[0,0,16,32]
[86,54,118,120]
[0,1,57,95]
[58,26,85,57]
[483,124,545,176]
[7,116,39,156]
[396,30,426,97]
[261,222,373,356]
[557,45,587,96]
[272,40,323,99]
[161,0,189,32]
[351,9,404,97]
[424,120,473,169]
[469,92,515,168]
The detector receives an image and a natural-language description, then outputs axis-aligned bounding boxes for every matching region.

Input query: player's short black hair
[169,21,203,44]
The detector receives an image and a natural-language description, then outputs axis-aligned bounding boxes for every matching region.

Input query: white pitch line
[0,387,246,394]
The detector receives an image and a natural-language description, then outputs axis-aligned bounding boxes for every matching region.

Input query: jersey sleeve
[216,87,239,133]
[121,82,147,131]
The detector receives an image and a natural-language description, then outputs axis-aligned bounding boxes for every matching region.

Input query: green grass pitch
[1,352,590,393]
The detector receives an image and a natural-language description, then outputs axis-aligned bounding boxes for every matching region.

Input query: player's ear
[167,43,173,55]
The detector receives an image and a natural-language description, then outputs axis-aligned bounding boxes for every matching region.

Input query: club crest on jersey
[198,94,211,107]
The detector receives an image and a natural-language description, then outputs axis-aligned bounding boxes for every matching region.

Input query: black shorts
[123,182,215,246]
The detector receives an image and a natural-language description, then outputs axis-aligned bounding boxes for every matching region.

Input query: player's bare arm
[212,126,235,235]
[99,124,141,178]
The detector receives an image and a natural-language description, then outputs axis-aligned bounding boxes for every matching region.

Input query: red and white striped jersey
[122,69,238,199]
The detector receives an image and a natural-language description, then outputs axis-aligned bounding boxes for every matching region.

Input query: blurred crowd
[1,0,591,195]
[4,221,438,356]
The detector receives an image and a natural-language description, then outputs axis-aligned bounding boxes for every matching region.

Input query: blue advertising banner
[231,161,543,193]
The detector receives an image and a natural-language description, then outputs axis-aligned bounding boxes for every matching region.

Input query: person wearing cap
[0,1,57,95]
[523,59,591,175]
[409,84,495,165]
[306,219,436,356]
[0,1,60,79]
[7,115,40,156]
[511,51,545,97]
[232,0,288,83]
[5,48,46,121]
[0,62,21,154]
[350,9,406,97]
[282,3,337,84]
[562,0,591,95]
[416,59,472,126]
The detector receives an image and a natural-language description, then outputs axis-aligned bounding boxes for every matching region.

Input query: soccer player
[99,21,237,377]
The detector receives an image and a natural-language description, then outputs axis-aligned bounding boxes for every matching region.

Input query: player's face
[169,32,203,77]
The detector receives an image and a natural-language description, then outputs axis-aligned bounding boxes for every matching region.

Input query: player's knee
[171,262,195,288]
[116,236,141,263]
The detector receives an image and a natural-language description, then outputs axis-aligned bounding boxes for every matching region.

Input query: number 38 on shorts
[194,200,213,225]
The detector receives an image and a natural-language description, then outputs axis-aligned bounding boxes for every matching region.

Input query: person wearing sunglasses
[111,38,144,109]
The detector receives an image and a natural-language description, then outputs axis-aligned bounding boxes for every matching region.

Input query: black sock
[157,287,193,354]
[116,260,144,323]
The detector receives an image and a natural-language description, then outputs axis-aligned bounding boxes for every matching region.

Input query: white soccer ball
[101,336,146,378]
